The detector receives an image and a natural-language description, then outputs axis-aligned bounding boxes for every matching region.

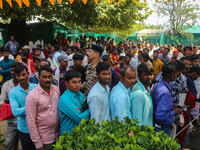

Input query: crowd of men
[0,34,200,150]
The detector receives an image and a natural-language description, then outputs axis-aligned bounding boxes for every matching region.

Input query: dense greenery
[54,117,180,150]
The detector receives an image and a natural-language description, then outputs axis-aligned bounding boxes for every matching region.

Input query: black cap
[88,44,104,54]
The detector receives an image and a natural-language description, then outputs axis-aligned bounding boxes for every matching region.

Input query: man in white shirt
[35,35,44,49]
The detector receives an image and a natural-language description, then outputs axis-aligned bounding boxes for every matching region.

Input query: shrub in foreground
[54,117,180,150]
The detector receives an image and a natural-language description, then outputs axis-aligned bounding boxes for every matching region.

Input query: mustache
[19,79,25,82]
[45,81,51,84]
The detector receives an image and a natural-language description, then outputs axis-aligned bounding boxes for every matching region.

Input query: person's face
[143,50,149,54]
[60,60,68,68]
[171,71,178,81]
[150,45,154,50]
[163,49,169,56]
[121,69,136,89]
[173,53,178,58]
[160,47,164,53]
[87,49,98,60]
[184,48,192,57]
[11,67,15,78]
[113,49,117,55]
[39,61,49,69]
[21,54,28,62]
[19,49,23,54]
[35,50,41,56]
[65,77,81,93]
[15,69,29,84]
[192,59,200,65]
[153,52,158,59]
[3,51,9,59]
[193,47,198,53]
[139,71,153,86]
[119,58,126,66]
[125,56,131,64]
[39,37,42,41]
[48,43,52,48]
[48,53,53,59]
[190,72,200,80]
[74,59,82,67]
[38,70,53,89]
[34,59,41,70]
[183,60,192,73]
[76,37,78,41]
[11,36,15,41]
[66,49,72,55]
[97,68,112,86]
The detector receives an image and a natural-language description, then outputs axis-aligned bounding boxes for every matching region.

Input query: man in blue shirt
[9,64,37,150]
[53,45,61,65]
[4,35,19,56]
[87,62,111,123]
[152,62,182,136]
[0,48,15,84]
[131,62,154,126]
[110,66,136,121]
[59,70,90,134]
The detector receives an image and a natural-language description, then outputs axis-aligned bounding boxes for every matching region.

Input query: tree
[155,0,199,35]
[0,0,152,45]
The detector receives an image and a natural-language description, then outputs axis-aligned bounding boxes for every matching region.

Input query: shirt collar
[160,80,172,90]
[118,81,129,93]
[137,80,150,93]
[66,88,78,98]
[37,84,53,94]
[17,82,31,92]
[96,81,109,93]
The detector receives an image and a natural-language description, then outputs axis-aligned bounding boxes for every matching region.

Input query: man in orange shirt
[153,50,163,81]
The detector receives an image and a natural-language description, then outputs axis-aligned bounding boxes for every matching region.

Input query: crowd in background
[0,34,200,150]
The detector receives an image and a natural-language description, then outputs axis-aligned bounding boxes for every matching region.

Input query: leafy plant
[54,117,180,150]
[0,133,5,143]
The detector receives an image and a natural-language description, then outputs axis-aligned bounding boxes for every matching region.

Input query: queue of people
[0,35,200,150]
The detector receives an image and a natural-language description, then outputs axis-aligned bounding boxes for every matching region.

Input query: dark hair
[65,70,81,81]
[54,44,60,51]
[21,51,29,58]
[119,56,125,61]
[164,48,170,53]
[96,62,110,74]
[40,58,50,67]
[48,50,54,54]
[153,50,159,54]
[162,62,177,78]
[137,62,153,76]
[11,62,22,68]
[141,53,149,60]
[36,45,42,48]
[33,48,41,53]
[189,65,200,75]
[190,54,200,62]
[2,48,10,53]
[173,60,185,71]
[177,45,182,47]
[121,66,136,78]
[73,53,84,60]
[125,53,132,58]
[143,48,149,52]
[180,57,191,62]
[38,66,53,76]
[14,64,28,75]
[183,46,192,52]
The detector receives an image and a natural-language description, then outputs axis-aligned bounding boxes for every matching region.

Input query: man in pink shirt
[20,51,32,76]
[26,66,60,150]
[73,37,80,49]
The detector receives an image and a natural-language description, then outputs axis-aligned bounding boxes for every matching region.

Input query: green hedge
[54,117,180,150]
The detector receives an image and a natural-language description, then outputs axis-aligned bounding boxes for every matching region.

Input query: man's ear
[96,72,99,78]
[65,81,68,87]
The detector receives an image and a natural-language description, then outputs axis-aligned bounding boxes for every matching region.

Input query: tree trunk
[7,18,27,47]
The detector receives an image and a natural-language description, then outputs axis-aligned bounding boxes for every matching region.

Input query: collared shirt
[153,58,163,80]
[155,73,188,105]
[130,80,153,126]
[59,89,90,134]
[110,81,132,121]
[9,82,37,133]
[158,54,170,64]
[26,84,60,149]
[87,82,111,123]
[0,59,15,83]
[20,59,32,77]
[47,58,58,70]
[152,80,175,125]
[0,79,17,124]
[4,40,19,55]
